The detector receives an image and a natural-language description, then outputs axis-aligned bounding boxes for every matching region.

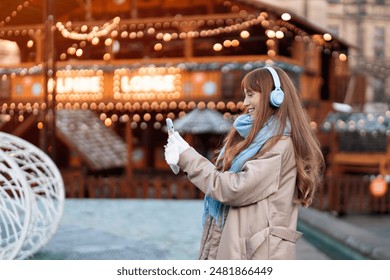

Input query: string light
[1,98,265,126]
[281,13,291,21]
[0,1,30,28]
[0,5,344,62]
[240,30,250,39]
[0,3,349,127]
[55,17,121,41]
[213,43,223,51]
[322,111,390,137]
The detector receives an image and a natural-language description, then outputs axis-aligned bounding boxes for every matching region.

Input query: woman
[164,66,324,260]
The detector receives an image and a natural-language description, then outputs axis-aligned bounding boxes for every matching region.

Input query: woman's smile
[247,107,255,114]
[243,89,261,116]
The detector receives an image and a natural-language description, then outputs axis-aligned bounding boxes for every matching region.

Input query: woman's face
[243,88,261,116]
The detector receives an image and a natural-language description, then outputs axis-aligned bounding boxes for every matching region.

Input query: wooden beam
[0,55,301,69]
[54,54,302,67]
[12,113,38,137]
[0,12,250,33]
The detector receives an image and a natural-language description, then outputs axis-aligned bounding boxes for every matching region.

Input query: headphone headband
[263,66,284,107]
[264,66,281,88]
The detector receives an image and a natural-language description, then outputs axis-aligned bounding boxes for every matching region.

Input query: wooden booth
[0,0,352,199]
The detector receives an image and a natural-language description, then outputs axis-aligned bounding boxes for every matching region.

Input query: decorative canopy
[172,108,232,134]
[321,111,390,152]
[56,110,127,171]
[322,112,390,135]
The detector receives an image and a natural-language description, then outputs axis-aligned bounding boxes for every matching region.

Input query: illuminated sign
[113,67,181,101]
[55,70,104,102]
[8,67,221,102]
[57,77,101,94]
[120,75,176,93]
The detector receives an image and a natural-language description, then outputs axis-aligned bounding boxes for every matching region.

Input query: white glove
[164,131,190,174]
[164,142,180,174]
[170,131,190,154]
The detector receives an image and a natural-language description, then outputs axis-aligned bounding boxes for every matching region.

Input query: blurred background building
[0,0,388,214]
[260,0,390,110]
[1,1,389,261]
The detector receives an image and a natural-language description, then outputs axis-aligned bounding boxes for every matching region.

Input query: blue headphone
[264,66,284,108]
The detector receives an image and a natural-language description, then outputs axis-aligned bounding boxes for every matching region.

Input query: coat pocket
[245,226,302,260]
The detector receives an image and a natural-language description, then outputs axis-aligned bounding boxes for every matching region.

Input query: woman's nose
[243,96,250,106]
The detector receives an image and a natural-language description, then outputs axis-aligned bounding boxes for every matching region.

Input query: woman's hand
[164,131,190,174]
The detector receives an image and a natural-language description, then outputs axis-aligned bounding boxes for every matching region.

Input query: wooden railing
[314,175,390,214]
[62,171,390,214]
[61,170,204,200]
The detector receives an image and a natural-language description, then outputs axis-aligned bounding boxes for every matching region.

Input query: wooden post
[125,121,133,179]
[42,0,57,161]
[181,24,194,59]
[34,32,43,64]
[328,125,339,176]
[85,0,93,21]
[131,0,138,18]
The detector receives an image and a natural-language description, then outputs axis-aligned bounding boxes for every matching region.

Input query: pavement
[298,207,390,260]
[339,213,390,239]
[31,199,331,260]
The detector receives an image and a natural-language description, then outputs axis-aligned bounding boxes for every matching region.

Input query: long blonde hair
[215,67,324,207]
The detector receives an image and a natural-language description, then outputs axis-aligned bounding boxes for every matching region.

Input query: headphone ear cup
[269,89,285,107]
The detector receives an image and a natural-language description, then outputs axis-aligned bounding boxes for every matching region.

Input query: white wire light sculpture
[0,132,65,259]
[0,150,32,260]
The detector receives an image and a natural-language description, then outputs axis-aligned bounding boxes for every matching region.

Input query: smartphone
[166,118,175,134]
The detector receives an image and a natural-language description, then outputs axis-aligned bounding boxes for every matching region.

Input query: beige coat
[178,137,302,260]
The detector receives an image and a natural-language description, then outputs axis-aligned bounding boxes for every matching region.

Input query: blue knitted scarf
[202,113,290,227]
